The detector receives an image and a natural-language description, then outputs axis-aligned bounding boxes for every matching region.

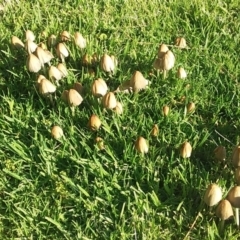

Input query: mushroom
[113,101,123,115]
[34,47,54,67]
[56,42,69,63]
[47,34,57,48]
[150,124,159,137]
[60,30,71,42]
[67,89,83,115]
[227,186,240,227]
[163,105,170,116]
[51,125,64,140]
[48,66,63,85]
[38,42,47,50]
[157,43,169,58]
[92,78,108,98]
[129,71,149,93]
[180,141,192,158]
[214,146,226,163]
[187,102,195,113]
[204,183,222,207]
[11,36,24,49]
[216,199,233,233]
[161,50,175,78]
[177,67,187,79]
[74,32,86,49]
[37,77,56,103]
[26,54,41,73]
[175,37,187,49]
[100,53,115,73]
[25,40,38,54]
[57,63,68,78]
[88,114,101,131]
[135,136,148,154]
[102,92,117,109]
[25,30,35,41]
[232,146,240,167]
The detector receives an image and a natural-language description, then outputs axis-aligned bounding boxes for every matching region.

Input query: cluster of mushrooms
[202,146,240,233]
[11,29,192,152]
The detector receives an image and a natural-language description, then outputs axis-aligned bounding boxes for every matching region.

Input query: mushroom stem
[163,69,167,79]
[236,208,239,227]
[218,219,225,235]
[70,106,75,116]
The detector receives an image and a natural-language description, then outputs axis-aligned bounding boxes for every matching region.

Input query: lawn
[0,0,240,239]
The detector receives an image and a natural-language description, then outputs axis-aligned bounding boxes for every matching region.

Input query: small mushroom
[100,53,115,73]
[216,199,233,233]
[25,30,35,41]
[177,67,187,79]
[37,77,56,96]
[11,36,24,49]
[25,40,38,54]
[26,54,41,73]
[92,78,108,98]
[175,37,187,49]
[56,42,69,63]
[232,146,240,167]
[48,66,63,85]
[57,63,68,78]
[227,186,240,227]
[60,30,71,42]
[48,34,57,48]
[135,136,148,154]
[74,32,86,49]
[163,105,170,116]
[157,43,169,58]
[88,114,101,131]
[150,124,159,137]
[113,101,123,115]
[102,92,117,109]
[129,71,149,93]
[187,102,195,113]
[34,47,54,67]
[204,183,222,207]
[51,125,64,140]
[180,141,192,158]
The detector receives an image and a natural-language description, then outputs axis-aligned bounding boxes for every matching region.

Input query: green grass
[0,0,240,239]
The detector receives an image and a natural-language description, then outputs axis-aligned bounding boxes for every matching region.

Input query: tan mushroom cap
[216,199,233,220]
[11,36,24,49]
[100,53,115,72]
[60,30,71,42]
[129,71,149,92]
[227,186,240,208]
[57,63,68,78]
[102,92,117,109]
[135,136,148,154]
[88,114,101,131]
[49,66,63,82]
[92,78,108,97]
[56,43,69,62]
[68,89,83,107]
[38,78,56,95]
[204,183,222,207]
[26,54,41,73]
[25,40,38,54]
[48,34,57,48]
[175,37,187,49]
[157,43,169,58]
[51,125,64,140]
[74,32,86,49]
[162,50,175,71]
[25,30,35,41]
[232,146,240,167]
[180,141,192,158]
[34,47,54,66]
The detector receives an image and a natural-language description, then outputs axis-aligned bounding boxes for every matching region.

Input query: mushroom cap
[157,43,169,58]
[51,126,64,140]
[162,50,175,71]
[38,78,56,95]
[113,101,123,115]
[180,141,192,158]
[175,37,187,49]
[26,54,41,73]
[129,71,149,92]
[163,105,170,116]
[60,30,71,41]
[150,124,159,137]
[216,199,233,220]
[25,30,35,41]
[68,89,83,107]
[25,40,38,54]
[74,32,86,49]
[92,78,108,97]
[48,34,57,48]
[34,47,54,66]
[11,36,24,49]
[187,102,195,113]
[214,145,226,162]
[100,53,115,72]
[177,67,187,79]
[49,66,63,82]
[102,92,117,109]
[227,186,240,208]
[135,136,148,154]
[57,63,68,78]
[232,146,240,167]
[88,114,101,131]
[56,43,69,62]
[204,183,222,207]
